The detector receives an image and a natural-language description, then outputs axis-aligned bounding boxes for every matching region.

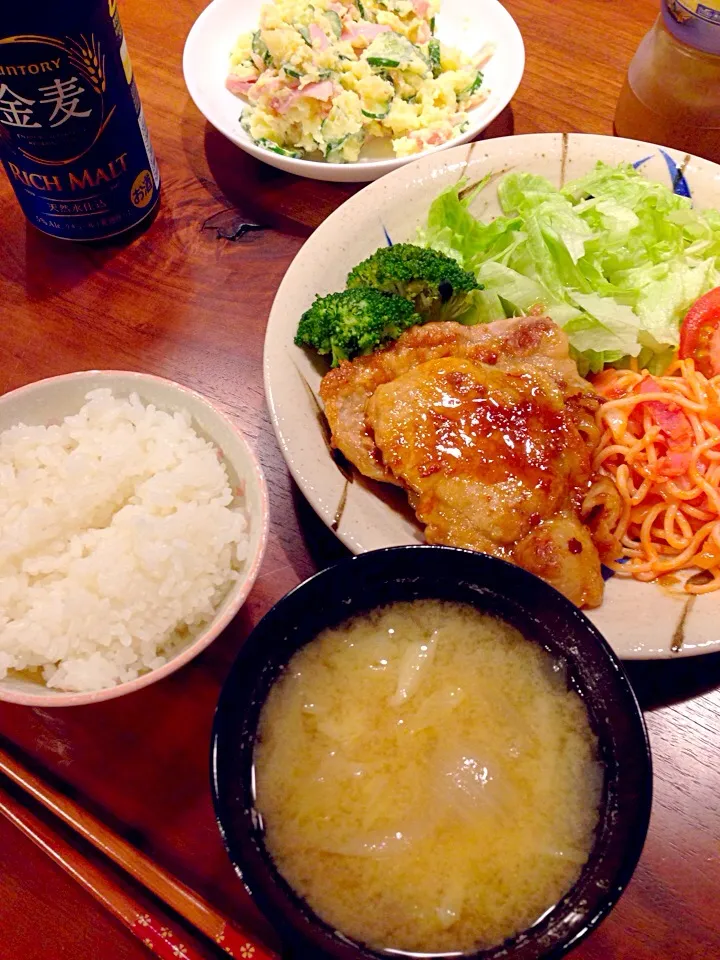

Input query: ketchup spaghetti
[593,358,720,594]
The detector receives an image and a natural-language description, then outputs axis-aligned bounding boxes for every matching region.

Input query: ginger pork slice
[365,353,604,608]
[318,315,594,484]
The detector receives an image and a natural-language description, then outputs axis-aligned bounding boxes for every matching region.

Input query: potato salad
[226,0,488,162]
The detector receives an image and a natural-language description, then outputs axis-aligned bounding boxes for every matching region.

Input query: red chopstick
[0,745,278,960]
[0,782,208,959]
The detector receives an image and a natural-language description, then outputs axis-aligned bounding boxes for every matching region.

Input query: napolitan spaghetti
[592,359,720,594]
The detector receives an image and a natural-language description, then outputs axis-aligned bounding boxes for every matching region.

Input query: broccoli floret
[295,287,421,366]
[346,243,482,321]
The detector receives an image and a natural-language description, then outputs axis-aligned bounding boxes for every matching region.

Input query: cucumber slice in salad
[297,24,311,45]
[325,10,343,38]
[282,64,302,79]
[428,38,441,78]
[363,31,427,73]
[366,56,401,67]
[255,137,303,159]
[251,31,272,66]
[324,134,350,161]
[460,70,484,98]
[325,131,365,163]
[361,99,393,119]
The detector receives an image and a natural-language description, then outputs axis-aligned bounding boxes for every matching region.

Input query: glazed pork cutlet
[319,316,606,607]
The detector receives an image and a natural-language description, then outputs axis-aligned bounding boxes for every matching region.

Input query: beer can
[0,0,160,241]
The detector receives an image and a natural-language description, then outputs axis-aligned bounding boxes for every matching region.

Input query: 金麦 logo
[0,33,114,165]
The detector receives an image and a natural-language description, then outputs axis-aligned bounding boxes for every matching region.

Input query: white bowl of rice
[0,371,269,707]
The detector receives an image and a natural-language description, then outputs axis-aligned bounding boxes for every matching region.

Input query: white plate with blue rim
[183,0,524,182]
[264,132,720,658]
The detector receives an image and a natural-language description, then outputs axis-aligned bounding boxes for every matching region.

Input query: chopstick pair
[0,745,278,960]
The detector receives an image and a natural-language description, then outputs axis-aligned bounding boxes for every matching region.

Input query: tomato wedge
[678,286,720,378]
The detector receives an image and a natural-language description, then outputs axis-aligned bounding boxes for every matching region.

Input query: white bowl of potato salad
[184,0,524,181]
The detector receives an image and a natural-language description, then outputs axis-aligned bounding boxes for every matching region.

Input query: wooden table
[2,0,720,957]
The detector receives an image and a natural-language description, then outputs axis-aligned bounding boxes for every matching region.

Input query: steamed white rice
[0,389,249,692]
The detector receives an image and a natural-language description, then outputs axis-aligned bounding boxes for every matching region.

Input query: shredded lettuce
[419,162,720,374]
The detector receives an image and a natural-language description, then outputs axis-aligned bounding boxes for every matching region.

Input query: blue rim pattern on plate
[634,150,692,198]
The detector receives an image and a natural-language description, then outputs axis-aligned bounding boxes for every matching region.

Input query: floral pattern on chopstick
[130,911,194,959]
[215,921,274,959]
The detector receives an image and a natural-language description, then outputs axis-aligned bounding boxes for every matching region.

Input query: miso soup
[254,599,602,954]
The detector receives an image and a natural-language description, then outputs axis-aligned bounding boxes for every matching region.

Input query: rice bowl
[0,371,269,707]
